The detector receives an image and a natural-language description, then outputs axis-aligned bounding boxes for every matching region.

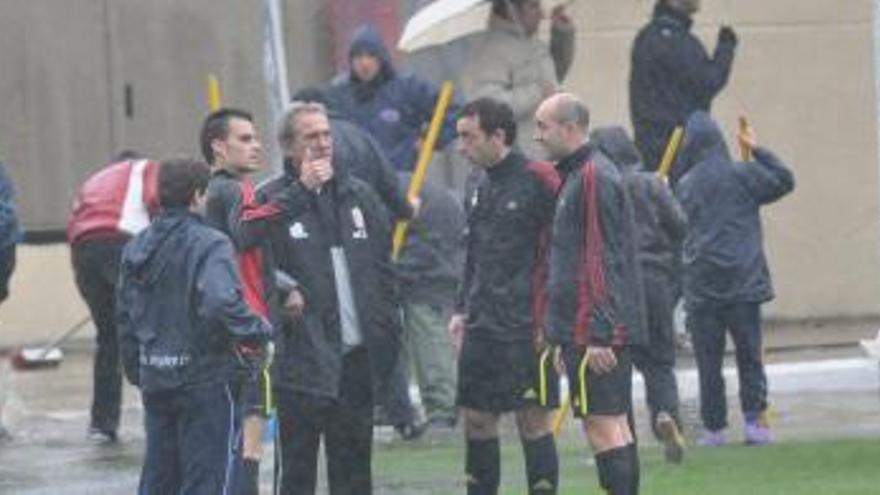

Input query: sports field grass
[372,435,880,494]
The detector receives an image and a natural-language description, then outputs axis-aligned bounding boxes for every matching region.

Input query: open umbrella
[398,0,571,52]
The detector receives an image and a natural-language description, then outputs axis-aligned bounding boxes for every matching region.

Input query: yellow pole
[552,396,570,437]
[739,116,754,161]
[207,74,222,112]
[391,81,455,260]
[656,126,684,180]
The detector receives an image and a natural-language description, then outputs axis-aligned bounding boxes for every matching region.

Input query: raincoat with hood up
[672,112,794,307]
[327,24,458,172]
[117,209,271,392]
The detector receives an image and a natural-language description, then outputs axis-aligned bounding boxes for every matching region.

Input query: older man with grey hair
[535,93,646,495]
[259,101,401,494]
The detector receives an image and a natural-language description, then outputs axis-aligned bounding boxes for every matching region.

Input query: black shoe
[394,421,427,441]
[87,427,118,445]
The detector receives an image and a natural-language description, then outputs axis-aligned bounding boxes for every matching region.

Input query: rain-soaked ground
[0,345,878,494]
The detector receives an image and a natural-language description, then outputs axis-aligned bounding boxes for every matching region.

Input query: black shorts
[237,368,273,418]
[563,346,632,418]
[457,337,559,413]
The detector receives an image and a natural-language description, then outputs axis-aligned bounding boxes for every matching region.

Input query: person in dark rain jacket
[117,158,272,495]
[327,24,458,172]
[629,0,737,171]
[261,101,400,494]
[591,126,688,464]
[672,111,794,447]
[450,97,561,495]
[0,160,21,307]
[535,93,645,495]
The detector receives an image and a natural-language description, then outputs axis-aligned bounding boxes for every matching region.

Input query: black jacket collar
[555,143,594,179]
[653,2,693,31]
[486,150,524,181]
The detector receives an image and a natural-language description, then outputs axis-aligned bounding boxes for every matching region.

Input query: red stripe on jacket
[236,181,269,318]
[526,161,561,344]
[573,162,614,346]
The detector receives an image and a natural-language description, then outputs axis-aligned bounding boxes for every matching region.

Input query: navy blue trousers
[139,382,241,495]
[687,301,768,431]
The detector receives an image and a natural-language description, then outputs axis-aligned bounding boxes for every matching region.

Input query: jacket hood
[590,126,644,173]
[348,24,395,83]
[653,1,693,30]
[671,111,730,184]
[124,210,194,284]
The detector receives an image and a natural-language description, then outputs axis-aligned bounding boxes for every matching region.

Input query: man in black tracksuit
[291,87,424,439]
[201,108,310,494]
[629,0,737,172]
[261,102,400,494]
[591,126,688,464]
[535,94,646,495]
[450,98,560,495]
[117,159,272,494]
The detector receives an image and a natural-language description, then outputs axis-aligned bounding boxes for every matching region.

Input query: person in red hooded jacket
[67,151,159,443]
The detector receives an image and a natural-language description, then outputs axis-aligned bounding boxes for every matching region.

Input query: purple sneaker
[697,430,726,447]
[744,422,774,445]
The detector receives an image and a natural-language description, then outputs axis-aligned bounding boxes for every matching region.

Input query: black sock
[238,458,259,495]
[466,438,500,495]
[522,434,558,494]
[595,446,636,495]
[628,443,640,494]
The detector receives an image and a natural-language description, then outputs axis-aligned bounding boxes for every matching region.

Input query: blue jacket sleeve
[196,238,272,342]
[116,259,140,386]
[737,147,795,205]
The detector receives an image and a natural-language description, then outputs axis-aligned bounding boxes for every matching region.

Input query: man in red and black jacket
[67,151,158,444]
[200,108,308,494]
[449,97,561,495]
[536,93,647,495]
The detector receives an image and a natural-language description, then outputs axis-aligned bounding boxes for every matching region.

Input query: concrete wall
[1,0,878,344]
[567,0,880,319]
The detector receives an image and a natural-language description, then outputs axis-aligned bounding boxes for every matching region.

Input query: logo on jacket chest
[379,108,401,124]
[289,222,309,239]
[351,207,368,239]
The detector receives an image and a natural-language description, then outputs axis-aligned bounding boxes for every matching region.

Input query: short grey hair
[552,93,590,131]
[277,101,328,149]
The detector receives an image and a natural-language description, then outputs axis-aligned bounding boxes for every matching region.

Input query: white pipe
[262,0,291,171]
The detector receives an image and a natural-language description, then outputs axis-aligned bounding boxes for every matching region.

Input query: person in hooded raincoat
[117,159,272,495]
[462,0,576,160]
[591,126,687,464]
[327,24,459,173]
[672,111,794,446]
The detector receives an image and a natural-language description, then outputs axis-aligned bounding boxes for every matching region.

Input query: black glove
[718,25,738,46]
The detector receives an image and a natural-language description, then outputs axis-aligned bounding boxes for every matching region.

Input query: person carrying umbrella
[461,0,576,159]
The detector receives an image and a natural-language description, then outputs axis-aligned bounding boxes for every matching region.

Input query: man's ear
[210,139,225,162]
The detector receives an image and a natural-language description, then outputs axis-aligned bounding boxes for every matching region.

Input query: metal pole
[874,0,880,241]
[262,0,291,171]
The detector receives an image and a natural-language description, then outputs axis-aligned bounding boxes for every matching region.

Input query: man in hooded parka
[327,24,459,172]
[672,111,794,446]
